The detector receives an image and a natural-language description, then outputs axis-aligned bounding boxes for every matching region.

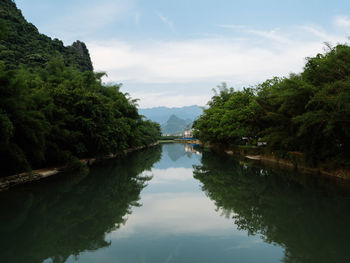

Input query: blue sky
[16,0,350,108]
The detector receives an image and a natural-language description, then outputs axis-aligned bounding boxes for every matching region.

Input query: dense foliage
[194,45,350,167]
[0,0,92,71]
[0,0,161,176]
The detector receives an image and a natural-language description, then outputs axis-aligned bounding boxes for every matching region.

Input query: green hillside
[161,114,191,135]
[0,0,161,176]
[0,0,92,71]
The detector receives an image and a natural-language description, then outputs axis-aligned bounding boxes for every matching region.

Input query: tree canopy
[0,0,161,176]
[194,44,350,167]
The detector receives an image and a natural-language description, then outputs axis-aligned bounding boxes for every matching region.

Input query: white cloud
[129,92,211,108]
[220,24,289,43]
[87,20,348,107]
[335,15,350,29]
[88,35,342,85]
[156,11,175,31]
[134,12,141,26]
[109,192,239,239]
[219,24,247,30]
[41,0,137,44]
[300,26,330,39]
[248,28,289,43]
[145,168,194,184]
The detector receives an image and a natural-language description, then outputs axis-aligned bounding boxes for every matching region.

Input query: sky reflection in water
[66,144,283,263]
[3,143,350,263]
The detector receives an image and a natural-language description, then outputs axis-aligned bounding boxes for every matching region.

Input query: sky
[15,0,350,108]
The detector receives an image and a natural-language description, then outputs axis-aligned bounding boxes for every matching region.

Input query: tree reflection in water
[193,150,350,263]
[0,145,161,263]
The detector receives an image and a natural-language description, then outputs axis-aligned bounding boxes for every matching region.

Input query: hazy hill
[161,115,190,135]
[139,105,203,124]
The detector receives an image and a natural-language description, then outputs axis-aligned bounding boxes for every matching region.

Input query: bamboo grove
[0,0,161,176]
[194,44,350,168]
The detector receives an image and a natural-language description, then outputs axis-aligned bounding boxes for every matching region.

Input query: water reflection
[165,143,187,162]
[1,143,349,263]
[90,144,282,263]
[194,150,350,263]
[157,144,201,169]
[0,146,161,263]
[184,144,201,155]
[113,144,230,237]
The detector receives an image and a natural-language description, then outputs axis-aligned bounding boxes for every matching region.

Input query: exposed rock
[69,40,93,71]
[0,169,60,191]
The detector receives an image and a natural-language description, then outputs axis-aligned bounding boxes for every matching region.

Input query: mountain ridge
[0,0,93,71]
[139,105,203,124]
[161,114,191,135]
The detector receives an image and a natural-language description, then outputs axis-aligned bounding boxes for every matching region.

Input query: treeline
[0,59,161,176]
[194,44,350,167]
[0,0,161,176]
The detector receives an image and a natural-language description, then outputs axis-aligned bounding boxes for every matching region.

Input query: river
[0,143,349,263]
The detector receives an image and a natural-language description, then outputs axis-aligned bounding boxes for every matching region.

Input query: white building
[184,129,194,138]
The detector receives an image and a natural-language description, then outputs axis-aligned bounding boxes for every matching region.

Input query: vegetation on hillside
[194,44,350,167]
[0,0,92,71]
[161,114,191,135]
[0,0,161,176]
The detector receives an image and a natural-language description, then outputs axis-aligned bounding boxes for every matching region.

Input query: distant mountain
[139,105,203,124]
[161,115,190,135]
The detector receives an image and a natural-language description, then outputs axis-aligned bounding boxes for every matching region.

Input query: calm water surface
[1,143,350,263]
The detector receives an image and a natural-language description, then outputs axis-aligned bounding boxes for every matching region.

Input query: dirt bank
[244,154,350,180]
[206,143,350,180]
[0,142,159,192]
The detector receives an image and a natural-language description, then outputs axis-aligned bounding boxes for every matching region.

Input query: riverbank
[0,142,159,192]
[206,143,350,180]
[158,139,201,144]
[244,154,350,180]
